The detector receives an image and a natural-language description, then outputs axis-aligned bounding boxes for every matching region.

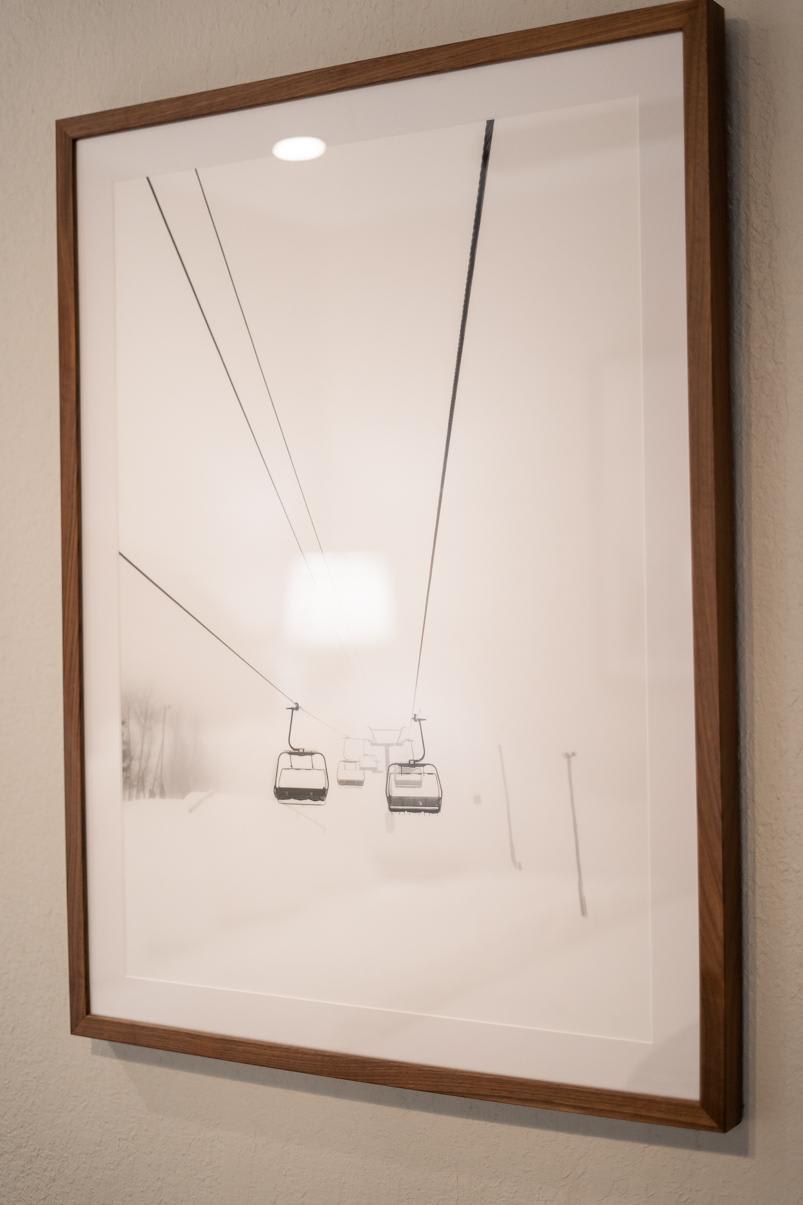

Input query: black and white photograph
[69,16,720,1113]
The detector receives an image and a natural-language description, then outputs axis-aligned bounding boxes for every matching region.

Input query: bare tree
[121,690,161,800]
[121,697,133,799]
[121,692,207,800]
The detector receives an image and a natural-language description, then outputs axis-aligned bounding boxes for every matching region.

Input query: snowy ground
[124,791,652,1042]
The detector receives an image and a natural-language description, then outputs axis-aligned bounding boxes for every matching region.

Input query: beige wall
[1,0,801,1200]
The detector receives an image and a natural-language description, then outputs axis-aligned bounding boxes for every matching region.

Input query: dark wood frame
[58,0,740,1131]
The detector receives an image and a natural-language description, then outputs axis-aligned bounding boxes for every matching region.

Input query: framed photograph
[58,0,740,1130]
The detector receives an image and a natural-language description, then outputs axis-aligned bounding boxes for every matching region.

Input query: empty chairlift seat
[386,715,443,814]
[336,738,367,787]
[274,704,329,805]
[336,759,365,787]
[386,763,442,813]
[275,751,329,803]
[359,748,381,774]
[335,732,366,790]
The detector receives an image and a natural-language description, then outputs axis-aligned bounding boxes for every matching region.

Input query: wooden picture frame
[58,0,740,1131]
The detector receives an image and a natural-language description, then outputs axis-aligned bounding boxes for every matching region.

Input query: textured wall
[1,0,801,1201]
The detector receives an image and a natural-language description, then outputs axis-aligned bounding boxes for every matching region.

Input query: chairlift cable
[119,550,345,739]
[194,169,347,648]
[409,119,495,715]
[194,170,336,577]
[146,177,312,574]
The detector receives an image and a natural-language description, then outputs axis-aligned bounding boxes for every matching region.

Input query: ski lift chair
[336,737,366,786]
[274,704,329,804]
[359,746,381,774]
[386,715,443,814]
[336,754,365,787]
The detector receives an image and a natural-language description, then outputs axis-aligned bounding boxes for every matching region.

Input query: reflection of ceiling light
[271,136,326,162]
[284,553,394,647]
